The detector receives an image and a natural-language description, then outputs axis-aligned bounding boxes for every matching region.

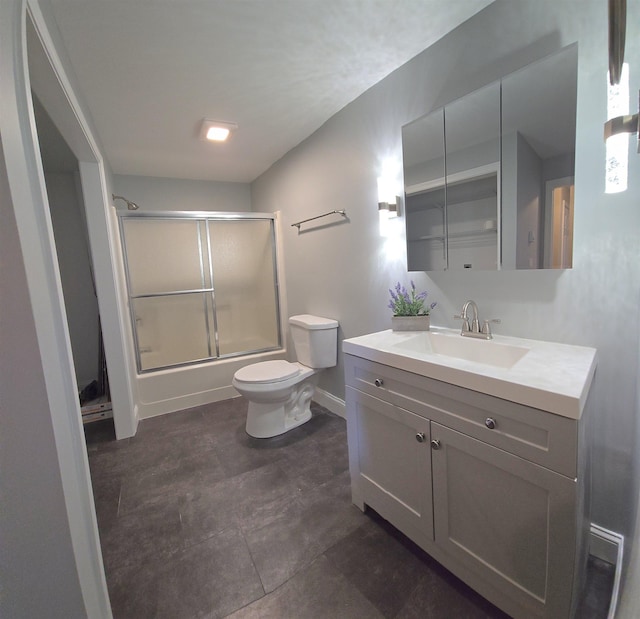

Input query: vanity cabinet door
[346,387,434,546]
[431,422,576,619]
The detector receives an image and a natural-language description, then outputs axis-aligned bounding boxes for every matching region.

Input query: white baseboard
[590,523,624,619]
[137,386,239,420]
[313,388,346,419]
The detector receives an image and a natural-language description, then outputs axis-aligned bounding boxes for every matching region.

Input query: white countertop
[342,327,597,419]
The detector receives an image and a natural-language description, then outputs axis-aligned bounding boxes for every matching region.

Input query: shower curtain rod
[291,209,347,229]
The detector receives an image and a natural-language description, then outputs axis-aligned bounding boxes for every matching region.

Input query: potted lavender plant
[388,281,436,331]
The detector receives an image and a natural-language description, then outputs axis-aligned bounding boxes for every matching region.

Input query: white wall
[47,171,101,386]
[113,174,251,212]
[0,135,87,618]
[515,134,543,269]
[0,1,134,613]
[251,1,640,606]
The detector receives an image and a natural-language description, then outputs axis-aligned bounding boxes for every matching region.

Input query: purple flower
[388,281,436,317]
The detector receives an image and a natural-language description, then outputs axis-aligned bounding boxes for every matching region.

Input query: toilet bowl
[232,315,339,438]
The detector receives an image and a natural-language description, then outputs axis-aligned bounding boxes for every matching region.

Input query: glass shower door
[122,218,213,371]
[209,219,280,356]
[120,214,281,372]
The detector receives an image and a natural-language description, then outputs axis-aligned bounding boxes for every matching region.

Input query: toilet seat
[234,360,300,384]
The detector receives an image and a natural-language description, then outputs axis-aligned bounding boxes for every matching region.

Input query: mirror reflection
[501,45,577,269]
[402,44,578,271]
[403,108,446,271]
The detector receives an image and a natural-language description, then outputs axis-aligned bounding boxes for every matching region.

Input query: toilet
[232,314,339,438]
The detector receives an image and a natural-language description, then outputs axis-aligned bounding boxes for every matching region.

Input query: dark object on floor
[79,379,98,405]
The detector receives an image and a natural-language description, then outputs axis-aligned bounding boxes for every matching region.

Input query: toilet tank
[289,314,339,368]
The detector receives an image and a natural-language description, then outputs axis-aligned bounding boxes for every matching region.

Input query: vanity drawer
[344,354,578,478]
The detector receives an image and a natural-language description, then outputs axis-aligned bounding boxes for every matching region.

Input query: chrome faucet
[462,300,480,334]
[455,300,500,340]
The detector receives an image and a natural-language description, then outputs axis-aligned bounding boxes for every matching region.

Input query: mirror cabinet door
[403,108,447,271]
[501,44,577,269]
[444,82,500,271]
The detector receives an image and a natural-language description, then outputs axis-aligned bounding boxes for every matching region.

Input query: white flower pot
[391,315,430,331]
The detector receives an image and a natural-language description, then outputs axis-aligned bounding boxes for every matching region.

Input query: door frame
[0,0,137,614]
[543,175,574,269]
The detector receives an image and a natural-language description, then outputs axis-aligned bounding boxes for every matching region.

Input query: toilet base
[245,381,315,438]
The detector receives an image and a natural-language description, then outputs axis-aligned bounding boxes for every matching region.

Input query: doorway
[544,176,575,269]
[31,95,113,424]
[25,8,136,440]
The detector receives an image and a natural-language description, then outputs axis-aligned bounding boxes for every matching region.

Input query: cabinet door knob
[485,417,496,430]
[431,439,441,450]
[415,432,426,443]
[374,378,384,387]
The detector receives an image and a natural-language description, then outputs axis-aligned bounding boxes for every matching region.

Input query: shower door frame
[118,210,283,373]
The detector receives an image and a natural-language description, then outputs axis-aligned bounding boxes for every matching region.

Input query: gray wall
[47,171,101,387]
[0,137,86,618]
[113,174,252,213]
[515,133,542,269]
[251,0,640,590]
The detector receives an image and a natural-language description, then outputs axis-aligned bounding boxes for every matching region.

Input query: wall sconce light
[112,194,139,210]
[605,62,635,193]
[605,0,636,192]
[605,0,638,150]
[378,199,399,218]
[604,93,639,146]
[199,119,238,142]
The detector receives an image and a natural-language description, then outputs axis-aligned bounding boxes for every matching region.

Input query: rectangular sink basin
[392,331,530,369]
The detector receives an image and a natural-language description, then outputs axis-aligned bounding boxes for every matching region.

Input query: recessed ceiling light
[199,119,238,142]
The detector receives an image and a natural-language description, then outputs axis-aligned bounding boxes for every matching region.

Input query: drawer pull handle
[416,432,426,443]
[374,378,384,387]
[485,417,497,430]
[431,439,441,450]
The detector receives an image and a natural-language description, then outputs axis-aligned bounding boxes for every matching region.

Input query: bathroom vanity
[343,328,596,619]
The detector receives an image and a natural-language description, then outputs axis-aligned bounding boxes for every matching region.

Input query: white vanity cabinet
[346,387,434,549]
[345,353,588,619]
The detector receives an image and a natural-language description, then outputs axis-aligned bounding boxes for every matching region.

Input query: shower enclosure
[119,212,282,372]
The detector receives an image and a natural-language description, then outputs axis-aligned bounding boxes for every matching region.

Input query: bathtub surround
[110,176,289,419]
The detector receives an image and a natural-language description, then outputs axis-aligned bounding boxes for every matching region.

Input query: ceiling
[44,0,493,184]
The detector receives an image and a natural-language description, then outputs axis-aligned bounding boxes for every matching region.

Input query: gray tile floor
[85,398,613,619]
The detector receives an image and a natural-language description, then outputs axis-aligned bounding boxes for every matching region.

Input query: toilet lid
[234,360,300,383]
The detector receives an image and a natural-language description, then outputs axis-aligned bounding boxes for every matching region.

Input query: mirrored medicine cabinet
[402,44,578,271]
